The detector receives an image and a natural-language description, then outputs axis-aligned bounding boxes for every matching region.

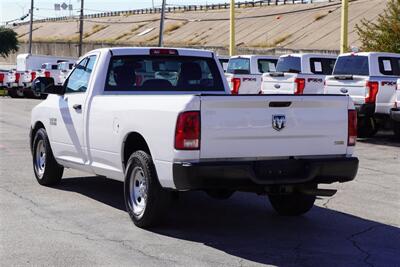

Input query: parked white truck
[325,52,400,137]
[8,53,76,98]
[225,55,278,94]
[391,80,400,137]
[30,47,359,228]
[261,53,337,95]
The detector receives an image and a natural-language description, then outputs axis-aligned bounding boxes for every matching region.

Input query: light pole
[229,0,235,56]
[78,0,84,56]
[158,0,166,47]
[28,0,34,54]
[340,0,349,53]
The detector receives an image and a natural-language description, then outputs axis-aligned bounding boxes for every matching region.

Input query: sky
[0,0,227,25]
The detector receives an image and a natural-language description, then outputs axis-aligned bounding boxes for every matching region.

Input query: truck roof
[90,47,215,58]
[280,53,337,59]
[339,52,400,57]
[230,55,278,60]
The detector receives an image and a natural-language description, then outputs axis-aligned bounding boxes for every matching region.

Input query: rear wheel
[8,88,24,98]
[358,116,378,138]
[269,191,316,216]
[124,150,172,228]
[24,89,41,99]
[32,128,64,185]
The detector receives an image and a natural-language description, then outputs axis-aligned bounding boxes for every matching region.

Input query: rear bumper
[391,108,400,122]
[355,103,375,116]
[173,157,359,190]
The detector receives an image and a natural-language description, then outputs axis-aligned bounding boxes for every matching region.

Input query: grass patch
[164,21,188,35]
[314,13,328,21]
[251,33,292,48]
[83,24,109,39]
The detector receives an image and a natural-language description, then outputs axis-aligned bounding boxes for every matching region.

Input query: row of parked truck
[0,54,76,98]
[222,52,400,138]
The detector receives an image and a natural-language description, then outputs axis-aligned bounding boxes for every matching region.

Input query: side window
[310,58,336,75]
[65,55,97,93]
[378,57,400,76]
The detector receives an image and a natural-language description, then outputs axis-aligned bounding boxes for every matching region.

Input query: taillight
[294,78,305,94]
[31,71,36,81]
[348,110,357,146]
[15,73,20,82]
[45,71,51,78]
[365,81,378,103]
[231,78,241,95]
[0,73,4,82]
[175,111,200,150]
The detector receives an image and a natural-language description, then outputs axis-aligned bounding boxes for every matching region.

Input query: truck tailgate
[325,76,368,105]
[261,73,296,94]
[200,95,349,159]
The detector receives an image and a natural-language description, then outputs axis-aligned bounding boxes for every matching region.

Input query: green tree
[0,27,19,58]
[356,0,400,53]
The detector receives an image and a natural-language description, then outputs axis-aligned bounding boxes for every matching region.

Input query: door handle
[73,104,82,110]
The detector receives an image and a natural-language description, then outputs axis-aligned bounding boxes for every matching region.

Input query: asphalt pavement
[0,98,399,266]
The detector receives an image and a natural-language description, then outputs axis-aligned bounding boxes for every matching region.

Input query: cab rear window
[258,59,278,73]
[310,58,336,75]
[276,56,301,73]
[104,55,224,92]
[227,58,250,74]
[333,56,369,76]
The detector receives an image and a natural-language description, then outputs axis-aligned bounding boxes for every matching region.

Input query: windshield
[276,56,301,73]
[105,55,225,92]
[333,56,369,76]
[227,58,250,74]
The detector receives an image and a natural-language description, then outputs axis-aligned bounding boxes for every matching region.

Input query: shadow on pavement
[55,176,400,266]
[358,130,400,147]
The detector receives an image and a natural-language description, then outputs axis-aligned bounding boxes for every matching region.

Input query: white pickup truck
[325,52,400,137]
[30,47,359,228]
[225,55,278,94]
[391,80,400,137]
[261,54,337,95]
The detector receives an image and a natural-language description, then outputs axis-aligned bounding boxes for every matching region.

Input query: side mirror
[32,77,64,95]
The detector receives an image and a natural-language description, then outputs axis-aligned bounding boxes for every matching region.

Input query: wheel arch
[30,121,46,154]
[121,132,152,172]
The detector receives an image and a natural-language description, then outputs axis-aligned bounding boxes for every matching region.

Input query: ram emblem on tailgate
[272,115,286,131]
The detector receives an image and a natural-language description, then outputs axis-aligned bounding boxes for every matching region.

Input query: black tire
[358,116,378,138]
[24,89,41,99]
[269,192,316,216]
[32,128,64,186]
[8,88,24,98]
[124,150,172,228]
[206,189,235,200]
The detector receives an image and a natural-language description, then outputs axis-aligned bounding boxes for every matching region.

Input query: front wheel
[268,192,316,216]
[124,150,172,228]
[32,128,64,185]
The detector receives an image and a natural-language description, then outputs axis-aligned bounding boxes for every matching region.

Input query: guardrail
[14,0,336,26]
